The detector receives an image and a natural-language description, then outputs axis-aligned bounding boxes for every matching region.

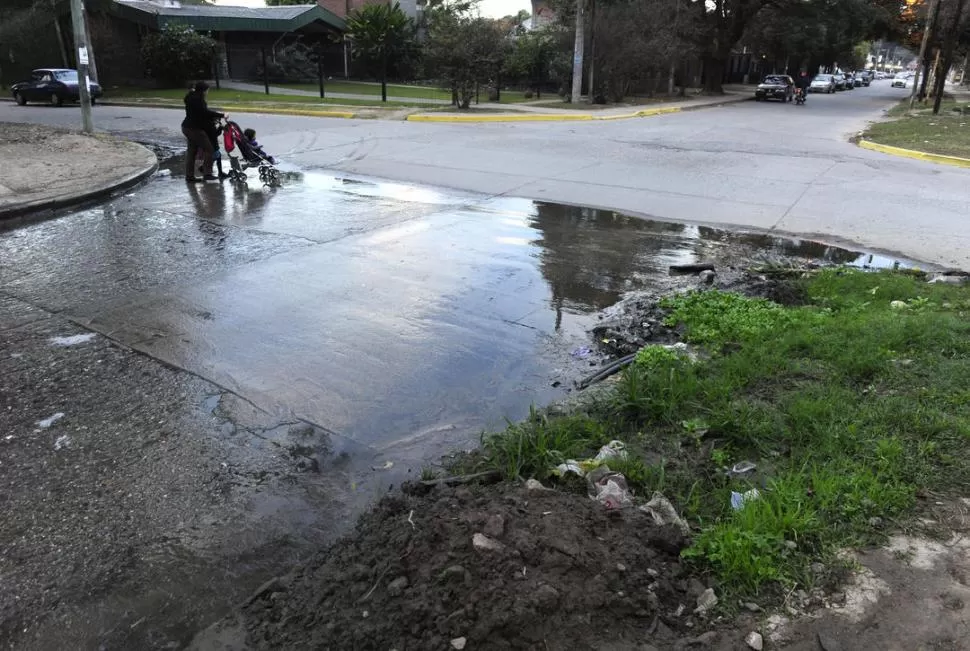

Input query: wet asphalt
[0,93,915,649]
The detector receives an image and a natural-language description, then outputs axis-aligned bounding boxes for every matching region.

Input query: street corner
[0,122,157,223]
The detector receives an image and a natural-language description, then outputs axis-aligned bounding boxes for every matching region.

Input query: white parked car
[810,74,836,93]
[891,73,914,89]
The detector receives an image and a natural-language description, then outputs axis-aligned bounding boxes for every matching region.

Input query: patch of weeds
[634,344,682,370]
[471,269,970,603]
[420,466,437,481]
[660,290,824,347]
[480,407,611,481]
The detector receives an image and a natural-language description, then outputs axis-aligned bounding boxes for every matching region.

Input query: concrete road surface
[1,80,968,268]
[0,80,962,650]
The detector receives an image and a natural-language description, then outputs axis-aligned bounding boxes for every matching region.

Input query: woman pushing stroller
[181,81,224,183]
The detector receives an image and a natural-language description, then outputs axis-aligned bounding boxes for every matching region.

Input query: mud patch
[241,483,738,650]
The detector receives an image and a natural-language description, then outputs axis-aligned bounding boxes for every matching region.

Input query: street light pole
[69,0,93,133]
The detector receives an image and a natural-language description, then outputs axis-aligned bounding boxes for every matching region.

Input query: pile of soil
[242,482,735,650]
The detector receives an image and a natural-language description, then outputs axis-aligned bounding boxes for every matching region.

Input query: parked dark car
[755,75,794,102]
[833,74,847,90]
[11,68,102,107]
[855,72,871,87]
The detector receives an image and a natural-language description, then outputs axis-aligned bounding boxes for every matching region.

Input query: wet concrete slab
[0,169,906,649]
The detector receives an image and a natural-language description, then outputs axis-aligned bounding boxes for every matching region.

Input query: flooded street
[0,168,902,649]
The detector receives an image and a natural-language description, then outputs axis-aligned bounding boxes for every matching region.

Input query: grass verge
[865,97,970,158]
[278,81,529,104]
[105,87,429,109]
[473,269,970,602]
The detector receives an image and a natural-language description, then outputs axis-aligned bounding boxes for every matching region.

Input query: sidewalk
[407,87,753,122]
[0,122,158,221]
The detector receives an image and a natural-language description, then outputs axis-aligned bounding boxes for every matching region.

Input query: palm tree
[345,2,414,102]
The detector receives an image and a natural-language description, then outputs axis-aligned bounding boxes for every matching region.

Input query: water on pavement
[0,168,904,649]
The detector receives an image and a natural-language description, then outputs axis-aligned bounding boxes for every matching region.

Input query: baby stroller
[222,119,282,187]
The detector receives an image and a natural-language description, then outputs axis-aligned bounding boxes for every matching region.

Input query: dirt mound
[241,483,726,650]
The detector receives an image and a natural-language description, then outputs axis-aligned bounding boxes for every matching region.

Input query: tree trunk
[933,0,968,114]
[380,49,387,102]
[668,61,675,95]
[52,4,69,68]
[570,0,584,103]
[587,0,595,99]
[912,0,940,107]
[703,55,726,94]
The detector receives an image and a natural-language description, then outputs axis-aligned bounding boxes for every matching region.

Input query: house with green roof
[85,0,347,85]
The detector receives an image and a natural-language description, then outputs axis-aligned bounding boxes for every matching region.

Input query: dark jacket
[795,75,811,90]
[182,90,223,130]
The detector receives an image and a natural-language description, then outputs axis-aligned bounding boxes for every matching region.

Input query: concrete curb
[858,139,970,169]
[0,142,158,225]
[406,95,750,123]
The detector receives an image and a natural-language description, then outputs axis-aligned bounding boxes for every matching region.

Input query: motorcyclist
[794,71,811,101]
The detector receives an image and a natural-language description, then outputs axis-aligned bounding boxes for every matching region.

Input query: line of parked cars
[755,70,876,101]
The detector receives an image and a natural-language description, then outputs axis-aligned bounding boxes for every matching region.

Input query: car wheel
[14,91,26,106]
[49,92,63,107]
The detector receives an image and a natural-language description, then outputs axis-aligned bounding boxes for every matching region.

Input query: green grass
[475,269,970,602]
[865,97,970,157]
[278,80,530,104]
[105,86,429,109]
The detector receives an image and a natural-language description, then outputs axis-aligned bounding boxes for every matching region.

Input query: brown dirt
[240,482,743,651]
[0,122,155,210]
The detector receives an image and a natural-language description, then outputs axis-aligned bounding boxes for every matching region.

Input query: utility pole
[910,0,939,108]
[570,0,584,103]
[69,0,93,133]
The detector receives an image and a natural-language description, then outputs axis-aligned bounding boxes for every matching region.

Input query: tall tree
[424,0,508,108]
[346,2,415,101]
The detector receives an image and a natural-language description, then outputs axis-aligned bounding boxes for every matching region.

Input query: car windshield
[53,70,78,82]
[815,75,832,81]
[763,76,786,84]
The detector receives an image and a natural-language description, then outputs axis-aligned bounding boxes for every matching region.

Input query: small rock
[525,478,547,491]
[868,516,883,527]
[694,588,718,616]
[647,568,659,577]
[810,562,826,575]
[784,540,798,550]
[743,602,762,613]
[472,533,505,552]
[616,563,627,572]
[699,270,716,285]
[387,576,409,596]
[441,565,466,582]
[890,300,908,310]
[745,631,764,651]
[483,514,505,538]
[687,578,706,598]
[534,584,560,611]
[817,632,843,651]
[686,631,718,646]
[674,604,685,617]
[451,637,467,650]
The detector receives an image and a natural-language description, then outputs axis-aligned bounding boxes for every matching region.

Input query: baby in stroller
[222,119,282,186]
